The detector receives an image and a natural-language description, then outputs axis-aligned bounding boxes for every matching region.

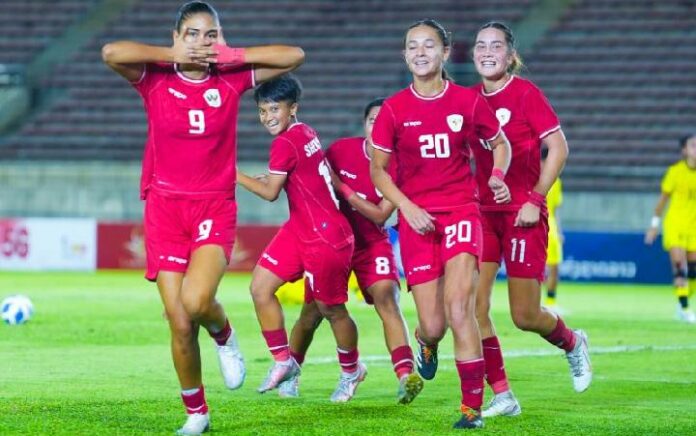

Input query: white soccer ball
[1,295,34,325]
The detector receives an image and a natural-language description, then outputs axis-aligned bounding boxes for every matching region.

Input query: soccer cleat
[176,413,210,435]
[565,329,592,392]
[453,406,484,429]
[257,358,301,393]
[278,373,300,398]
[397,372,424,404]
[675,305,696,324]
[330,362,367,403]
[216,334,245,390]
[415,341,438,380]
[481,390,522,418]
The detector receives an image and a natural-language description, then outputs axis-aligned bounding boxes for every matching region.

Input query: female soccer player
[275,98,424,404]
[645,133,696,323]
[370,19,512,429]
[469,21,592,419]
[102,2,304,434]
[237,74,366,403]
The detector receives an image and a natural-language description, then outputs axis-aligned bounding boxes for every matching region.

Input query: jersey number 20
[420,133,450,158]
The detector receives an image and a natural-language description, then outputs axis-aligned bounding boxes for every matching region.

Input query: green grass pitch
[1,271,695,435]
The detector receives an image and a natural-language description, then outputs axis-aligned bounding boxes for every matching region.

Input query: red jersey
[268,123,354,249]
[371,81,501,211]
[471,75,561,211]
[326,137,389,248]
[133,63,255,200]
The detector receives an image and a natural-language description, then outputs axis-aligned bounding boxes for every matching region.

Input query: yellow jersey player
[544,172,564,311]
[645,133,696,323]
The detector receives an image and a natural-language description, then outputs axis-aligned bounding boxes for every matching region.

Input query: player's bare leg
[184,245,245,390]
[545,264,560,309]
[475,262,520,418]
[686,251,696,323]
[508,277,592,392]
[410,278,446,380]
[317,302,366,402]
[250,266,300,393]
[365,279,423,404]
[669,247,694,323]
[279,301,323,398]
[158,271,209,434]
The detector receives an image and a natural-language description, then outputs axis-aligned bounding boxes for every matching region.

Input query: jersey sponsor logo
[262,252,278,265]
[339,169,357,179]
[304,137,322,157]
[411,264,432,272]
[446,114,463,132]
[496,108,511,127]
[204,89,221,108]
[168,87,187,100]
[403,120,422,127]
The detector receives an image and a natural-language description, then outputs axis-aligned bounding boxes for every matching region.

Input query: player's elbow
[289,47,305,68]
[101,43,117,64]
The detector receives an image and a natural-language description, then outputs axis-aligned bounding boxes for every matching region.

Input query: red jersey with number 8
[371,81,501,211]
[268,123,354,249]
[132,63,255,200]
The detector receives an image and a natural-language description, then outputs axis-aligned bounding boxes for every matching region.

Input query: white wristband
[650,216,660,228]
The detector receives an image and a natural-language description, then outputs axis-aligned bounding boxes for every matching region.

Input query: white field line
[303,343,696,366]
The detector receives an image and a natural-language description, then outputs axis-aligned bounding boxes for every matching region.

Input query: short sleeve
[472,95,501,142]
[523,85,561,140]
[218,65,255,96]
[268,137,297,175]
[131,63,165,97]
[661,166,675,194]
[371,102,397,153]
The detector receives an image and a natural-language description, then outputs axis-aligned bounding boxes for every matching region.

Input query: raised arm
[370,149,434,234]
[101,40,194,82]
[245,45,305,84]
[237,170,286,202]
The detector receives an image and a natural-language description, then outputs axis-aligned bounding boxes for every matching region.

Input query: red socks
[181,385,208,415]
[262,329,290,362]
[543,317,577,352]
[482,336,510,394]
[391,345,415,379]
[209,318,232,346]
[456,358,485,411]
[337,347,359,373]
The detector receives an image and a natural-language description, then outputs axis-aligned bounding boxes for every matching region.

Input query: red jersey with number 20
[133,63,254,200]
[371,81,501,211]
[326,137,390,248]
[471,75,561,211]
[268,123,354,249]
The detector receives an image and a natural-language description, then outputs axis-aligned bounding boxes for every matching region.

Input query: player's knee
[318,303,349,323]
[371,287,399,314]
[168,315,195,342]
[249,280,274,304]
[297,310,323,331]
[418,321,446,344]
[510,307,539,332]
[181,293,212,321]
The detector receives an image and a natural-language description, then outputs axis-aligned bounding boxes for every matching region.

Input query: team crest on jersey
[446,114,464,132]
[204,89,221,108]
[496,108,511,127]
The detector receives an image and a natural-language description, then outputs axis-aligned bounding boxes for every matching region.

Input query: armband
[650,216,661,229]
[491,168,505,180]
[339,183,356,199]
[213,44,246,66]
[528,191,545,208]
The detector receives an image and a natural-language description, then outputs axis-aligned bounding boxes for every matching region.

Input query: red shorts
[258,224,354,306]
[352,239,400,304]
[399,204,482,287]
[144,192,236,281]
[480,211,548,282]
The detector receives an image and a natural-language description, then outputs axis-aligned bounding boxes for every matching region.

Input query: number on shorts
[304,271,315,291]
[196,219,213,242]
[445,220,472,249]
[318,159,340,208]
[188,109,205,134]
[510,238,526,263]
[419,133,450,158]
[375,256,390,275]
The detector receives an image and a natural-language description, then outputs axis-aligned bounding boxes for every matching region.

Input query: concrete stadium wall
[0,162,658,231]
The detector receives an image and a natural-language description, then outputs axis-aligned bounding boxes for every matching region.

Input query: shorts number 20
[445,220,471,248]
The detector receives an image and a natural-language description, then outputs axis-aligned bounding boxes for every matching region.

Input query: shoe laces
[460,405,479,421]
[567,350,584,377]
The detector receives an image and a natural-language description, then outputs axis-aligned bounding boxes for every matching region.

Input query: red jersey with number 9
[268,123,354,249]
[132,63,254,200]
[371,81,501,211]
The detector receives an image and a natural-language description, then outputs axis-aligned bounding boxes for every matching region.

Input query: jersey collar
[409,80,450,101]
[482,74,515,97]
[175,64,211,84]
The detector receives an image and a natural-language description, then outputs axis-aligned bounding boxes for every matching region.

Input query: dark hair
[363,98,385,120]
[405,19,453,81]
[175,1,219,32]
[679,133,696,149]
[475,21,524,74]
[254,74,303,104]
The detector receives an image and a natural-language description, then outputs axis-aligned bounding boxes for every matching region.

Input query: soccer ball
[1,295,34,325]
